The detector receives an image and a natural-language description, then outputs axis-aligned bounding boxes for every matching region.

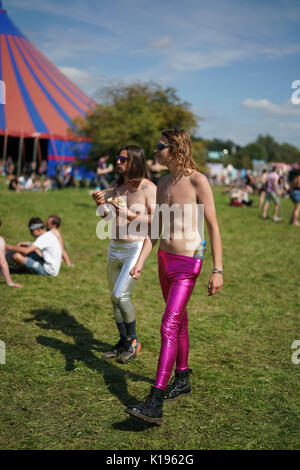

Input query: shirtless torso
[156,173,202,256]
[102,178,157,242]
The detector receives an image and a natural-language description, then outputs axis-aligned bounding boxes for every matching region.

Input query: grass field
[0,178,299,450]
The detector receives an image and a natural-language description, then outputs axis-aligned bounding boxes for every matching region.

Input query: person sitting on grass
[46,214,74,267]
[0,220,22,288]
[5,217,62,277]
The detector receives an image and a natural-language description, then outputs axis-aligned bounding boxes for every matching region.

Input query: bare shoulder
[140,178,157,194]
[51,228,62,240]
[190,171,209,187]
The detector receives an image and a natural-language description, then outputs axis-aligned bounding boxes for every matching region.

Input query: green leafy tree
[74,83,200,168]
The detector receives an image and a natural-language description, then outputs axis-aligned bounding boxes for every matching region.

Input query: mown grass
[0,178,299,450]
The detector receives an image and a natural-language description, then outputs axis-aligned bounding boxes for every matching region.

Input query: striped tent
[0,1,94,176]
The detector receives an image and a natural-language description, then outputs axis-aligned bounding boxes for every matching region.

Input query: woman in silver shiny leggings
[104,239,143,362]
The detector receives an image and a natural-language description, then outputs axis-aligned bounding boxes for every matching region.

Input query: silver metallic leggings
[107,240,143,325]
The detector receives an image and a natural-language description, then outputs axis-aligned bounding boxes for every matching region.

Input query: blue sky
[6,0,300,148]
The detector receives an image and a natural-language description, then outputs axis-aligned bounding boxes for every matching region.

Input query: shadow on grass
[25,308,154,421]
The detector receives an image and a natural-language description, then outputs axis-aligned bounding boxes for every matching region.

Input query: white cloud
[58,66,105,95]
[242,98,300,116]
[148,37,172,49]
[279,122,300,131]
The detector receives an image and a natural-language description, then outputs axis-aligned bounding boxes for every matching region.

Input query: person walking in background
[259,169,268,209]
[96,153,114,189]
[92,145,156,363]
[125,129,223,425]
[262,167,281,222]
[289,169,300,226]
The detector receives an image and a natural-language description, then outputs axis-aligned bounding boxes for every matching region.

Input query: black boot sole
[164,390,191,402]
[125,408,162,425]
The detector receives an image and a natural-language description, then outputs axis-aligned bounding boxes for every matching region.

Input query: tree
[74,83,200,168]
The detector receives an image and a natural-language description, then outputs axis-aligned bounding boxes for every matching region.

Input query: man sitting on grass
[0,219,22,288]
[46,214,74,267]
[6,217,62,277]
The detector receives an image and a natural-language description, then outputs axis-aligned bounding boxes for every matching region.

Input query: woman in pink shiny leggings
[155,249,203,390]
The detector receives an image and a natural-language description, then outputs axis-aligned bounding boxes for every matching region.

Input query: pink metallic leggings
[154,249,203,390]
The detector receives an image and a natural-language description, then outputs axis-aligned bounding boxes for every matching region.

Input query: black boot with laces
[164,369,192,402]
[125,386,164,425]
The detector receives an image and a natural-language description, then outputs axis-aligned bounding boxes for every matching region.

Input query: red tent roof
[0,1,95,139]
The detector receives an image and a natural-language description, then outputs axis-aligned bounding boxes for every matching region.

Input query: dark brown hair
[116,145,147,187]
[48,214,61,228]
[161,129,198,176]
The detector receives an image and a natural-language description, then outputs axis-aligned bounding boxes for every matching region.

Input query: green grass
[0,178,299,450]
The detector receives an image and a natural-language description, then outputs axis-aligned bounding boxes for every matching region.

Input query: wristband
[212,268,223,274]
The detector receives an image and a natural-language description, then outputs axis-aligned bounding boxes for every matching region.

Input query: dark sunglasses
[156,142,169,151]
[115,155,128,163]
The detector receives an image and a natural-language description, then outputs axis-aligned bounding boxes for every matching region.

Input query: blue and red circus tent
[0,1,95,177]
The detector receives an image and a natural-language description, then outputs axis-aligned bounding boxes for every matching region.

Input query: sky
[5,0,300,148]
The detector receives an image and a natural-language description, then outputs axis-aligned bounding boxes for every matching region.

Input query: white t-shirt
[33,231,62,276]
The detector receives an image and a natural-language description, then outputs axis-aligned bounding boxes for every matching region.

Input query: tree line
[73,83,300,171]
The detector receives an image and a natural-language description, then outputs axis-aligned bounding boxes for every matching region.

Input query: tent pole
[32,137,38,164]
[2,130,8,162]
[17,134,23,176]
[37,139,42,165]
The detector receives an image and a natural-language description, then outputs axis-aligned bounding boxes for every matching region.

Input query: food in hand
[107,197,127,207]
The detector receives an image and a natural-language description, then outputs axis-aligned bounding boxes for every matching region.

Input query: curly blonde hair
[161,129,198,176]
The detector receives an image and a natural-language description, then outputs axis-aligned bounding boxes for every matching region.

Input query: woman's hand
[112,201,138,221]
[208,273,223,296]
[92,190,106,206]
[130,262,144,280]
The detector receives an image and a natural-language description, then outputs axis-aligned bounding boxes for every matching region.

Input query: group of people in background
[0,215,73,288]
[0,151,170,193]
[224,166,300,226]
[0,157,76,192]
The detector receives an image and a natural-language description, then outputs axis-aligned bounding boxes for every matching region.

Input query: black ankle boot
[164,369,192,402]
[125,386,164,425]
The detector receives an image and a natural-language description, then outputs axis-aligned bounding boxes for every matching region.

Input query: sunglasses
[115,155,128,163]
[156,142,169,151]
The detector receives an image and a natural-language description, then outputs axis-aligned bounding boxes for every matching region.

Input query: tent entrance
[0,135,48,175]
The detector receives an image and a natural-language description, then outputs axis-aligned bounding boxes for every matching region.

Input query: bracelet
[212,268,223,274]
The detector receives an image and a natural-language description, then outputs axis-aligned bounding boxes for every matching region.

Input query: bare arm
[192,172,223,296]
[0,237,22,287]
[130,180,164,279]
[5,242,37,256]
[97,167,113,175]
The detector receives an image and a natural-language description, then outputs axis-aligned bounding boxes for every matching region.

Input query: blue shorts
[24,252,48,276]
[290,189,300,203]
